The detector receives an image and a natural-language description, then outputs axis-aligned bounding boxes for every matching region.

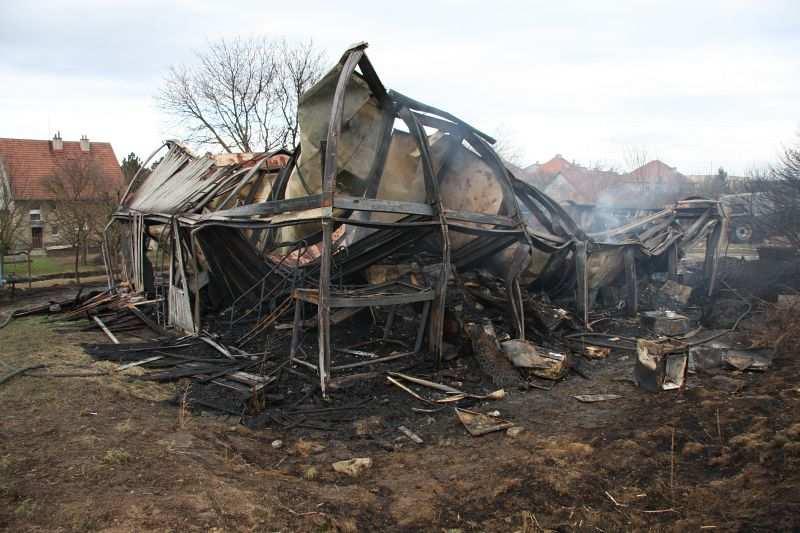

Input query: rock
[48,303,62,313]
[271,439,283,449]
[506,426,524,437]
[332,457,372,477]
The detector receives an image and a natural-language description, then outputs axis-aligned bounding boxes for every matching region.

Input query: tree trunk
[74,246,81,284]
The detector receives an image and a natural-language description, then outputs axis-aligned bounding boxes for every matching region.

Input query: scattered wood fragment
[116,356,164,371]
[199,336,234,359]
[126,305,169,336]
[398,425,424,444]
[388,372,462,394]
[605,490,627,507]
[573,394,622,403]
[93,315,119,344]
[387,376,434,405]
[387,372,505,402]
[455,408,514,436]
[336,348,378,359]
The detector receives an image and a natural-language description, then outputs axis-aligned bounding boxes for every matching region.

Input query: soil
[2,283,800,531]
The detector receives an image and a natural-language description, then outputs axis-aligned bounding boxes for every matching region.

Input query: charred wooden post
[317,46,366,394]
[191,229,201,334]
[667,243,678,280]
[575,240,589,325]
[624,246,638,316]
[703,217,725,297]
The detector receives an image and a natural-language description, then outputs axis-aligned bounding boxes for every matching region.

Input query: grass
[2,254,101,277]
[0,317,173,402]
[102,448,132,465]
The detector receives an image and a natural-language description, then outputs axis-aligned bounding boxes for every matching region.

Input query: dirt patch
[1,288,800,530]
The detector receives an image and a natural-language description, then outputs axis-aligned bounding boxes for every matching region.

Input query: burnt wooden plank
[333,196,434,216]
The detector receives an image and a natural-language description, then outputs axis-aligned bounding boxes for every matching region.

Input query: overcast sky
[1,0,798,175]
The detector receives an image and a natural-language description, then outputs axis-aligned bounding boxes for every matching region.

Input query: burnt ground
[2,274,800,531]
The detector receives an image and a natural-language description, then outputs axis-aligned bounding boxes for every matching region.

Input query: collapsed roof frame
[104,42,727,396]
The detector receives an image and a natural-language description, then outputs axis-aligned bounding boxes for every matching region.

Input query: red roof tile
[537,154,572,175]
[0,137,124,200]
[627,159,688,184]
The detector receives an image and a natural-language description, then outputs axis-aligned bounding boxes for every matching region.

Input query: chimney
[80,134,90,152]
[52,132,63,151]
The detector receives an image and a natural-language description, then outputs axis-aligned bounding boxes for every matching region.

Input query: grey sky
[1,0,798,175]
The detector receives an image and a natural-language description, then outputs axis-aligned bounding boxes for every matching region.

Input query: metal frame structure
[105,42,727,396]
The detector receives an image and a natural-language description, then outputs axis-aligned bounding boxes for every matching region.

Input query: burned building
[99,43,726,398]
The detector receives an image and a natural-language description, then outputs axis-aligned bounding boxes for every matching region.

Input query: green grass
[2,255,101,277]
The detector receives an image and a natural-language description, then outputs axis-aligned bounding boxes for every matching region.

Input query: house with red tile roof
[601,160,691,208]
[0,134,124,252]
[521,154,620,204]
[521,154,693,208]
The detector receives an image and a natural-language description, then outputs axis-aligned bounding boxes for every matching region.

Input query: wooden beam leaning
[205,194,323,219]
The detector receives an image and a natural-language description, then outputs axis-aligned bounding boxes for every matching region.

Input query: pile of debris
[11,42,776,433]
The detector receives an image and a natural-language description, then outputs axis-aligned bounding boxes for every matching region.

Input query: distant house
[605,160,691,208]
[522,154,619,204]
[522,154,693,208]
[0,134,124,253]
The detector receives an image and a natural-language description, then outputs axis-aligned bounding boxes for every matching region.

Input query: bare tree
[623,145,650,172]
[490,126,527,168]
[623,145,655,195]
[0,158,26,259]
[158,36,327,153]
[749,140,800,248]
[46,157,116,282]
[275,39,327,149]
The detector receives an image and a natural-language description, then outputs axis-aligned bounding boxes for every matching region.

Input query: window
[29,209,41,222]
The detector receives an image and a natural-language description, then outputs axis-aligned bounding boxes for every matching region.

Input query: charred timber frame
[104,42,730,400]
[302,43,533,392]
